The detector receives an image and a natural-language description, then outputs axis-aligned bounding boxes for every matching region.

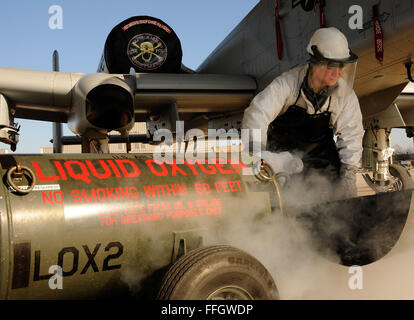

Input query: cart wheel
[157,245,279,300]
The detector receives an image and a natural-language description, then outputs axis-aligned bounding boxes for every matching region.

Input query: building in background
[40,122,241,154]
[41,122,156,154]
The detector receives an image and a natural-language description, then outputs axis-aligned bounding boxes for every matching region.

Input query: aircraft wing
[132,73,256,122]
[0,67,256,134]
[0,67,83,123]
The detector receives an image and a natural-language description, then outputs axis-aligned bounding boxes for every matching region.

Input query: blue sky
[0,0,412,153]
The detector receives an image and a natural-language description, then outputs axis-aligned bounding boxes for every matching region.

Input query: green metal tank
[0,153,279,300]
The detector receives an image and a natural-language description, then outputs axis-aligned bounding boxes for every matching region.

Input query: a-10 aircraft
[0,0,414,300]
[0,0,413,193]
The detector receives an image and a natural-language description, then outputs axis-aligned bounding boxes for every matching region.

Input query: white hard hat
[306,27,357,65]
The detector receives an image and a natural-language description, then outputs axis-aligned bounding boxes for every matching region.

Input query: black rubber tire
[389,163,414,190]
[156,245,279,300]
[103,15,182,73]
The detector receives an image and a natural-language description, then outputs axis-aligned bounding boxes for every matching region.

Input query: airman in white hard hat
[243,27,364,199]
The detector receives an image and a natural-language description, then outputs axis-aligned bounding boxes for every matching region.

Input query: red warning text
[31,158,248,184]
[72,186,139,203]
[99,198,222,227]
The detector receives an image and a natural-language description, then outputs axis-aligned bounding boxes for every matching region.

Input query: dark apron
[266,87,341,181]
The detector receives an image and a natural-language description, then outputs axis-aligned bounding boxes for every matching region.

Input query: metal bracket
[171,229,205,263]
[6,164,36,194]
[0,94,19,151]
[146,103,180,145]
[362,173,401,193]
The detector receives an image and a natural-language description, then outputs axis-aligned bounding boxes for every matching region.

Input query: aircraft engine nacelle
[98,16,183,74]
[68,73,135,137]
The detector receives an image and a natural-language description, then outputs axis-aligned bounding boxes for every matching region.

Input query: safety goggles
[316,60,345,69]
[309,45,358,69]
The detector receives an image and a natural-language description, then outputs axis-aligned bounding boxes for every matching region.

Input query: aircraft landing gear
[362,128,414,193]
[80,129,110,154]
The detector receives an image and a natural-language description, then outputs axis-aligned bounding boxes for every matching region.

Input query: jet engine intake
[85,84,133,130]
[68,73,135,137]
